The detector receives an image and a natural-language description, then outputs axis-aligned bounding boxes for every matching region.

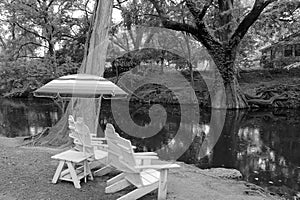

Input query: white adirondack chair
[105,123,159,165]
[73,119,112,176]
[68,115,82,151]
[68,115,106,151]
[105,124,180,200]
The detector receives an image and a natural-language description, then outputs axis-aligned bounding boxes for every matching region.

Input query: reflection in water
[179,110,300,199]
[0,98,299,199]
[235,118,300,199]
[0,98,61,137]
[108,104,300,199]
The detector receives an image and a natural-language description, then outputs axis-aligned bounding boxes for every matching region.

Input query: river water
[0,98,299,199]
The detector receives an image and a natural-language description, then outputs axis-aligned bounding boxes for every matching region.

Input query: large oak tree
[144,0,278,109]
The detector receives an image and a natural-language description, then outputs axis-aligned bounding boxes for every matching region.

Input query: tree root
[245,84,300,108]
[22,127,50,146]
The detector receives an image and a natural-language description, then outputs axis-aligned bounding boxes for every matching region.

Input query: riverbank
[113,68,300,108]
[0,137,283,200]
[1,68,300,108]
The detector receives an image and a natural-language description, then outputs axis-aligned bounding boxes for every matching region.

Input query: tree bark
[207,43,248,109]
[76,0,113,136]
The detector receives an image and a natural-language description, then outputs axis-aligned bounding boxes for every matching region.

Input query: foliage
[0,0,91,97]
[55,20,89,64]
[0,0,92,59]
[253,0,300,43]
[0,58,79,97]
[112,0,299,108]
[114,0,299,70]
[237,0,300,69]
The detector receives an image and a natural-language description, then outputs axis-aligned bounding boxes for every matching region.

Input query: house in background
[260,33,300,68]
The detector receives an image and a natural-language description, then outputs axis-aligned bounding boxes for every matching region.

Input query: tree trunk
[48,40,55,57]
[209,45,249,109]
[30,0,113,146]
[184,34,194,87]
[223,78,248,109]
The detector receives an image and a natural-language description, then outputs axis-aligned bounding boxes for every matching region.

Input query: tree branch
[148,0,221,52]
[14,21,48,41]
[230,0,278,46]
[185,0,213,23]
[47,0,56,9]
[112,36,129,51]
[22,2,40,13]
[15,42,48,59]
[148,0,198,34]
[16,56,45,59]
[0,36,7,50]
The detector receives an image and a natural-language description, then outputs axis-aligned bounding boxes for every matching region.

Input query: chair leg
[117,184,157,200]
[84,161,87,183]
[86,161,94,181]
[94,165,112,176]
[52,161,65,184]
[107,173,125,186]
[158,169,168,200]
[105,179,131,193]
[66,162,81,189]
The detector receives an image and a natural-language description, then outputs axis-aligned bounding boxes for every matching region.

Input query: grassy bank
[0,137,282,200]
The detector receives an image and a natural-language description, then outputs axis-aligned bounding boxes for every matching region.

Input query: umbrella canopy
[33,74,128,99]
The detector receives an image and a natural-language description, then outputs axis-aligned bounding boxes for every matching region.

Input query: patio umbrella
[33,73,128,99]
[33,73,128,135]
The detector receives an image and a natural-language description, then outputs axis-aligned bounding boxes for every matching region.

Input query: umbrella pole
[94,95,103,137]
[70,97,74,117]
[53,95,67,113]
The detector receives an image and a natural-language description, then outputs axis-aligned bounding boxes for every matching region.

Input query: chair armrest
[101,144,108,148]
[92,141,107,147]
[92,137,106,141]
[91,141,103,146]
[134,152,157,156]
[90,133,96,137]
[134,155,159,160]
[135,164,180,170]
[95,144,108,151]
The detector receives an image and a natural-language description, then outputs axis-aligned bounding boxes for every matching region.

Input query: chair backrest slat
[74,120,94,155]
[105,123,137,173]
[68,115,83,151]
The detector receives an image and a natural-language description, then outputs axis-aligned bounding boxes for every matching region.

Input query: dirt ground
[0,137,283,200]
